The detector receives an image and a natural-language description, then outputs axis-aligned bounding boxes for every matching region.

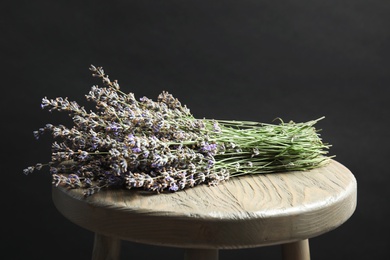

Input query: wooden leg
[92,233,121,260]
[184,248,219,260]
[282,239,310,260]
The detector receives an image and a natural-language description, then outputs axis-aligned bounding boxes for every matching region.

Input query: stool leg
[281,239,310,260]
[184,248,219,260]
[92,233,121,260]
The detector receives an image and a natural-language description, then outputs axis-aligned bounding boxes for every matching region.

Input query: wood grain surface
[52,159,357,249]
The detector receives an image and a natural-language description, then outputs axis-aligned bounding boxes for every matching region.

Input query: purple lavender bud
[35,163,43,171]
[89,64,97,71]
[178,179,186,189]
[41,97,50,109]
[132,147,142,153]
[188,163,196,174]
[119,158,128,171]
[23,166,34,175]
[207,159,215,168]
[165,176,175,183]
[152,121,163,133]
[151,154,164,168]
[109,149,120,158]
[213,122,221,133]
[52,174,61,186]
[169,182,179,192]
[106,122,121,133]
[142,150,150,158]
[126,177,136,188]
[200,142,218,155]
[33,131,40,140]
[197,172,206,183]
[78,151,89,161]
[84,178,92,187]
[189,179,196,187]
[151,182,162,192]
[127,134,136,146]
[139,96,149,102]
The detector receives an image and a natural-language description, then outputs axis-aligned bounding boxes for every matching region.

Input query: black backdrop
[2,0,390,259]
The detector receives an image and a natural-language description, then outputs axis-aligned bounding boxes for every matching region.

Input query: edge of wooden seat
[52,159,357,249]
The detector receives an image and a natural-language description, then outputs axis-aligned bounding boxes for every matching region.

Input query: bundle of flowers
[24,65,332,196]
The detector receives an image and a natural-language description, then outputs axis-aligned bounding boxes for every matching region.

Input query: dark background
[2,0,389,259]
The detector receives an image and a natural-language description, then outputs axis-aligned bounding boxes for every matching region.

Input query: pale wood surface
[52,159,357,249]
[282,239,310,260]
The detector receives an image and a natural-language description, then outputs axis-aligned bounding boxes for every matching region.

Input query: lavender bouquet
[24,65,332,196]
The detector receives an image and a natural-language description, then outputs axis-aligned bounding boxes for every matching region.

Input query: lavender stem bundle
[24,65,332,196]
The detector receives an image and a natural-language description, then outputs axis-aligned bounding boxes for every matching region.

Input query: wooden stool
[52,159,357,260]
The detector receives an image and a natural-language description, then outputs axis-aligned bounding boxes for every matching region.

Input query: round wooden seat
[52,159,357,260]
